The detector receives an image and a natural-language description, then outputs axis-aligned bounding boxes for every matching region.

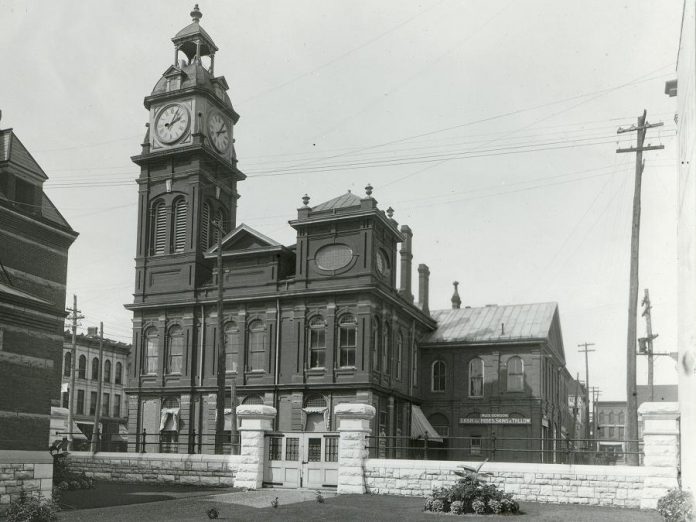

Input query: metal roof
[311,191,362,212]
[425,302,558,344]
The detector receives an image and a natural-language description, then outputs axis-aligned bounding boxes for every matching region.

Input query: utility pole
[212,220,236,454]
[590,386,601,450]
[616,110,664,465]
[65,295,83,451]
[639,289,658,402]
[91,322,104,453]
[577,342,594,440]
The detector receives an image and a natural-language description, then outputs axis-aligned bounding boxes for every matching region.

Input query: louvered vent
[152,203,167,254]
[173,199,187,252]
[200,203,210,249]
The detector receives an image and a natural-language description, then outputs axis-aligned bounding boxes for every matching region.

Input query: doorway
[263,432,339,489]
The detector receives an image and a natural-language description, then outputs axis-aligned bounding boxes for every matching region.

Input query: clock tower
[131,4,245,304]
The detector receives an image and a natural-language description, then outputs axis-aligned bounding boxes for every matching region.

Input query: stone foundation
[66,452,241,486]
[0,451,54,510]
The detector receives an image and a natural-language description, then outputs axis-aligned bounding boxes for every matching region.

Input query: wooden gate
[263,432,339,489]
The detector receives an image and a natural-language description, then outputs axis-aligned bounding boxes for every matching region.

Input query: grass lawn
[55,484,662,522]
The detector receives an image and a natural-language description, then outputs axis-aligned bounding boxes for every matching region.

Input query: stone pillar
[638,402,680,509]
[235,404,276,490]
[335,403,375,495]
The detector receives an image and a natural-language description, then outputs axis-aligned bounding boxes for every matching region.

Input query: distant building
[61,328,131,450]
[0,124,78,503]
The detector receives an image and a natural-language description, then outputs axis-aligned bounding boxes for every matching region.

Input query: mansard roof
[0,129,47,180]
[311,191,362,211]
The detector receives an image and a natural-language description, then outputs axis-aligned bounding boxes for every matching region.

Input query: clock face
[155,104,190,144]
[376,250,390,276]
[207,112,231,153]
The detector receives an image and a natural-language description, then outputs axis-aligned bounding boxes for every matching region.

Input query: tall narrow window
[248,320,266,371]
[224,321,240,373]
[102,393,110,417]
[371,317,380,371]
[200,202,211,249]
[104,360,111,383]
[143,327,159,375]
[62,392,69,409]
[63,352,71,377]
[338,314,357,367]
[506,356,524,392]
[172,198,188,253]
[432,360,446,392]
[89,391,97,415]
[151,200,167,255]
[469,358,484,397]
[308,316,326,368]
[166,326,184,374]
[115,362,122,385]
[114,395,121,418]
[78,355,86,379]
[91,357,99,380]
[396,333,403,380]
[77,390,85,415]
[383,323,391,375]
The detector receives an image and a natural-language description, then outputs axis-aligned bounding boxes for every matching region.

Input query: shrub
[431,499,445,512]
[450,500,464,515]
[657,489,694,522]
[424,496,434,511]
[472,498,486,514]
[488,499,503,514]
[5,491,59,522]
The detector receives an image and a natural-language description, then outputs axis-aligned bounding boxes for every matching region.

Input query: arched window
[338,314,357,367]
[91,357,100,380]
[308,315,326,368]
[396,332,403,380]
[608,411,615,425]
[143,327,159,375]
[618,411,625,424]
[383,322,391,375]
[63,352,71,377]
[224,321,240,373]
[371,317,380,371]
[432,360,446,392]
[166,326,184,374]
[78,355,86,379]
[151,200,167,255]
[104,359,111,383]
[469,358,484,397]
[200,202,211,249]
[248,320,266,371]
[507,356,524,392]
[115,362,123,385]
[428,413,450,438]
[172,198,188,253]
[242,395,264,405]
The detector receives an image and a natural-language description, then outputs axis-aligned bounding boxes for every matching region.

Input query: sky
[0,0,684,401]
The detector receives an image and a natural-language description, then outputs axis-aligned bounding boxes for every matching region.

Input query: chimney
[417,264,430,315]
[451,281,461,309]
[86,326,98,337]
[399,225,413,302]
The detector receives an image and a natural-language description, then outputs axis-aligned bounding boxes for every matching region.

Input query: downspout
[274,297,281,429]
[199,304,205,387]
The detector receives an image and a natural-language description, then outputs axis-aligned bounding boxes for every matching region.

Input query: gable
[206,223,283,258]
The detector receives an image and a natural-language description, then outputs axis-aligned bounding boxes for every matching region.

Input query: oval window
[316,244,353,270]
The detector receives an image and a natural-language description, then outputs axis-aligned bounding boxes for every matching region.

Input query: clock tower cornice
[144,87,239,123]
[131,143,246,181]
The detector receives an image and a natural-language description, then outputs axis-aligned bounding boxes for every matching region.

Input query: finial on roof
[386,206,394,218]
[302,194,310,207]
[451,281,461,309]
[365,183,373,197]
[191,4,202,23]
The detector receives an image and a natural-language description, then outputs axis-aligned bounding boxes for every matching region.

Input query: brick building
[123,7,578,462]
[60,329,131,449]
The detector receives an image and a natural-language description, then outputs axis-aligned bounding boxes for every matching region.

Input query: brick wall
[0,451,54,511]
[364,459,674,509]
[65,452,241,487]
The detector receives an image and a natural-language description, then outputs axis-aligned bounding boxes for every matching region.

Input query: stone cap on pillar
[638,401,680,435]
[236,404,277,431]
[335,403,375,433]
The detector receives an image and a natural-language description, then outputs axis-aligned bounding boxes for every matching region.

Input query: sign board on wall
[459,413,531,425]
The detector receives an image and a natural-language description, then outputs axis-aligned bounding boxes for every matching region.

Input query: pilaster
[335,403,375,494]
[235,404,276,490]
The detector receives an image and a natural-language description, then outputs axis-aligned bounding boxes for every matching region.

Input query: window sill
[334,366,356,375]
[468,396,484,399]
[305,367,326,374]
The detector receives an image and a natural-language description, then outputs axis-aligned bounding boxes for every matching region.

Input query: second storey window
[308,316,326,368]
[248,320,266,371]
[432,360,446,392]
[91,357,99,380]
[469,358,484,397]
[115,362,122,385]
[78,355,86,379]
[371,317,380,371]
[143,327,159,375]
[104,359,111,383]
[338,314,357,367]
[224,321,240,373]
[507,356,524,392]
[166,326,184,374]
[151,200,167,255]
[76,389,85,415]
[382,323,391,375]
[63,352,71,377]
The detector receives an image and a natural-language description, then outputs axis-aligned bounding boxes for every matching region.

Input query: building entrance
[263,432,339,489]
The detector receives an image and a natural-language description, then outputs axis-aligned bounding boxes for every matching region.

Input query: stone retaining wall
[0,451,54,510]
[364,459,675,509]
[66,452,241,487]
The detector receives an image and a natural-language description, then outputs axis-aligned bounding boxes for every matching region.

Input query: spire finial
[386,206,394,218]
[365,183,373,197]
[451,281,461,309]
[302,194,310,207]
[191,4,202,23]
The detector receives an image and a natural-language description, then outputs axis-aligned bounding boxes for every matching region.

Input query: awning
[49,407,87,440]
[411,405,443,443]
[112,423,129,442]
[159,408,180,432]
